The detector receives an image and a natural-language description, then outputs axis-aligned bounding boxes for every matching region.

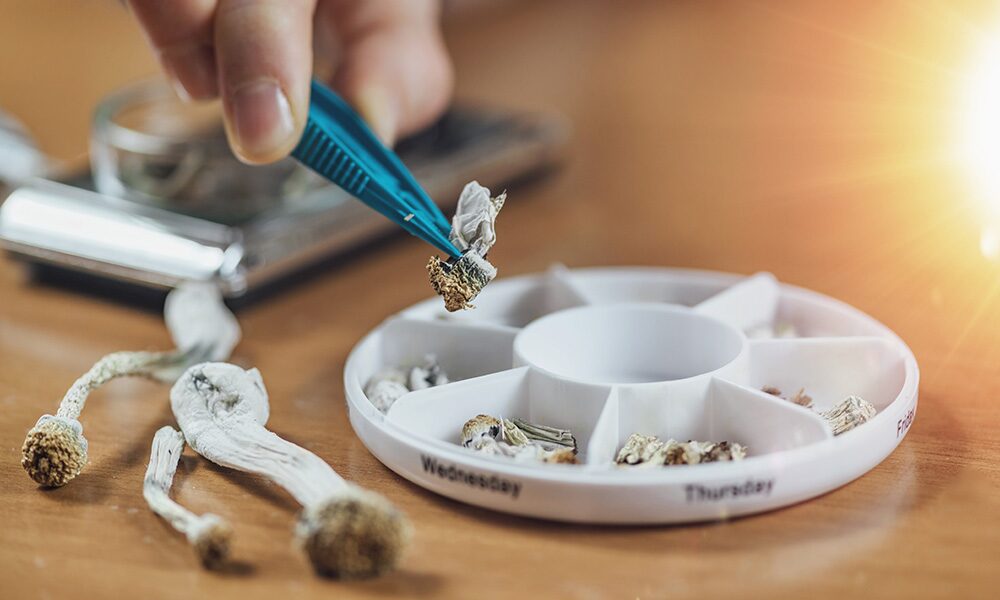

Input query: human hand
[128,0,453,164]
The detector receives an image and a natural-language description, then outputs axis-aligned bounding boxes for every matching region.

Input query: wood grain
[2,1,999,598]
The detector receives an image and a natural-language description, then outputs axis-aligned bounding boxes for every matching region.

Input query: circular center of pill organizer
[512,303,745,384]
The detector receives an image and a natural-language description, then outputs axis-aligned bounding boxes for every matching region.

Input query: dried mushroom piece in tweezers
[427,182,506,311]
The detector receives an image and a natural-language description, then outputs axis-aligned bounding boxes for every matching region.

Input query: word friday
[897,406,915,438]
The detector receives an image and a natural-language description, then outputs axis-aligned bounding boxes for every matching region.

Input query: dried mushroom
[616,433,747,467]
[461,414,579,464]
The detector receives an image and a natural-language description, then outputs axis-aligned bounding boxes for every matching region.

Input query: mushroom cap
[461,414,501,448]
[365,380,408,413]
[172,362,270,430]
[297,489,411,579]
[190,515,233,569]
[21,415,89,487]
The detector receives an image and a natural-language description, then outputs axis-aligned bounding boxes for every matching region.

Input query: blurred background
[2,0,1000,336]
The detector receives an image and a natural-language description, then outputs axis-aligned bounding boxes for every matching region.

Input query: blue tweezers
[291,79,462,259]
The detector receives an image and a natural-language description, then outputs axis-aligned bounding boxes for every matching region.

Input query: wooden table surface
[2,1,999,598]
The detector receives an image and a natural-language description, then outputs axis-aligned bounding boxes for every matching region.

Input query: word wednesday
[421,454,523,499]
[685,479,775,502]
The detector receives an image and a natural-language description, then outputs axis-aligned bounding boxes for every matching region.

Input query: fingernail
[229,79,295,163]
[161,45,218,101]
[355,85,398,146]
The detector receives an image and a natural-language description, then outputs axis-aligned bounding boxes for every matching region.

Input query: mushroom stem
[170,362,410,579]
[22,350,183,488]
[143,426,232,569]
[21,282,241,488]
[57,351,181,420]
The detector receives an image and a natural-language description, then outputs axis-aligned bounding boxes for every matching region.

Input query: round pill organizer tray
[344,266,918,524]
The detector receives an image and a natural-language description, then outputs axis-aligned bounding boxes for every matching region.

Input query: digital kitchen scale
[0,80,568,298]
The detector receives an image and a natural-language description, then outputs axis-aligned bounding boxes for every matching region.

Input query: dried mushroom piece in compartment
[387,367,612,467]
[596,378,831,469]
[615,433,747,467]
[460,414,579,464]
[365,355,450,413]
[760,385,876,435]
[748,336,907,433]
[359,318,517,413]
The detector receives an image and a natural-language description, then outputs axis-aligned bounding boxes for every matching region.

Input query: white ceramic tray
[343,266,918,524]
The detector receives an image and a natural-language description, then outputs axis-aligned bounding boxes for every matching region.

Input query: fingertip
[223,78,300,164]
[213,0,315,164]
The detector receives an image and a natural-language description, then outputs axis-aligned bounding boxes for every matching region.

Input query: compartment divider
[708,378,833,453]
[543,263,594,312]
[583,387,621,467]
[693,271,780,331]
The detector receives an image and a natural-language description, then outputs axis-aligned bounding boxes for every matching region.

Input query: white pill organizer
[343,266,918,524]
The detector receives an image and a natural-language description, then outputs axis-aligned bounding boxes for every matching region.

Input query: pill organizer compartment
[388,367,612,465]
[748,336,907,413]
[373,317,516,383]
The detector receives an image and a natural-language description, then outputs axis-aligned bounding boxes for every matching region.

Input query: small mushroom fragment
[616,433,665,466]
[408,356,449,391]
[21,282,240,487]
[761,386,814,408]
[821,395,876,435]
[615,433,747,467]
[171,363,410,579]
[364,355,449,413]
[788,388,813,408]
[143,426,232,569]
[364,373,409,414]
[461,414,502,448]
[460,414,578,464]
